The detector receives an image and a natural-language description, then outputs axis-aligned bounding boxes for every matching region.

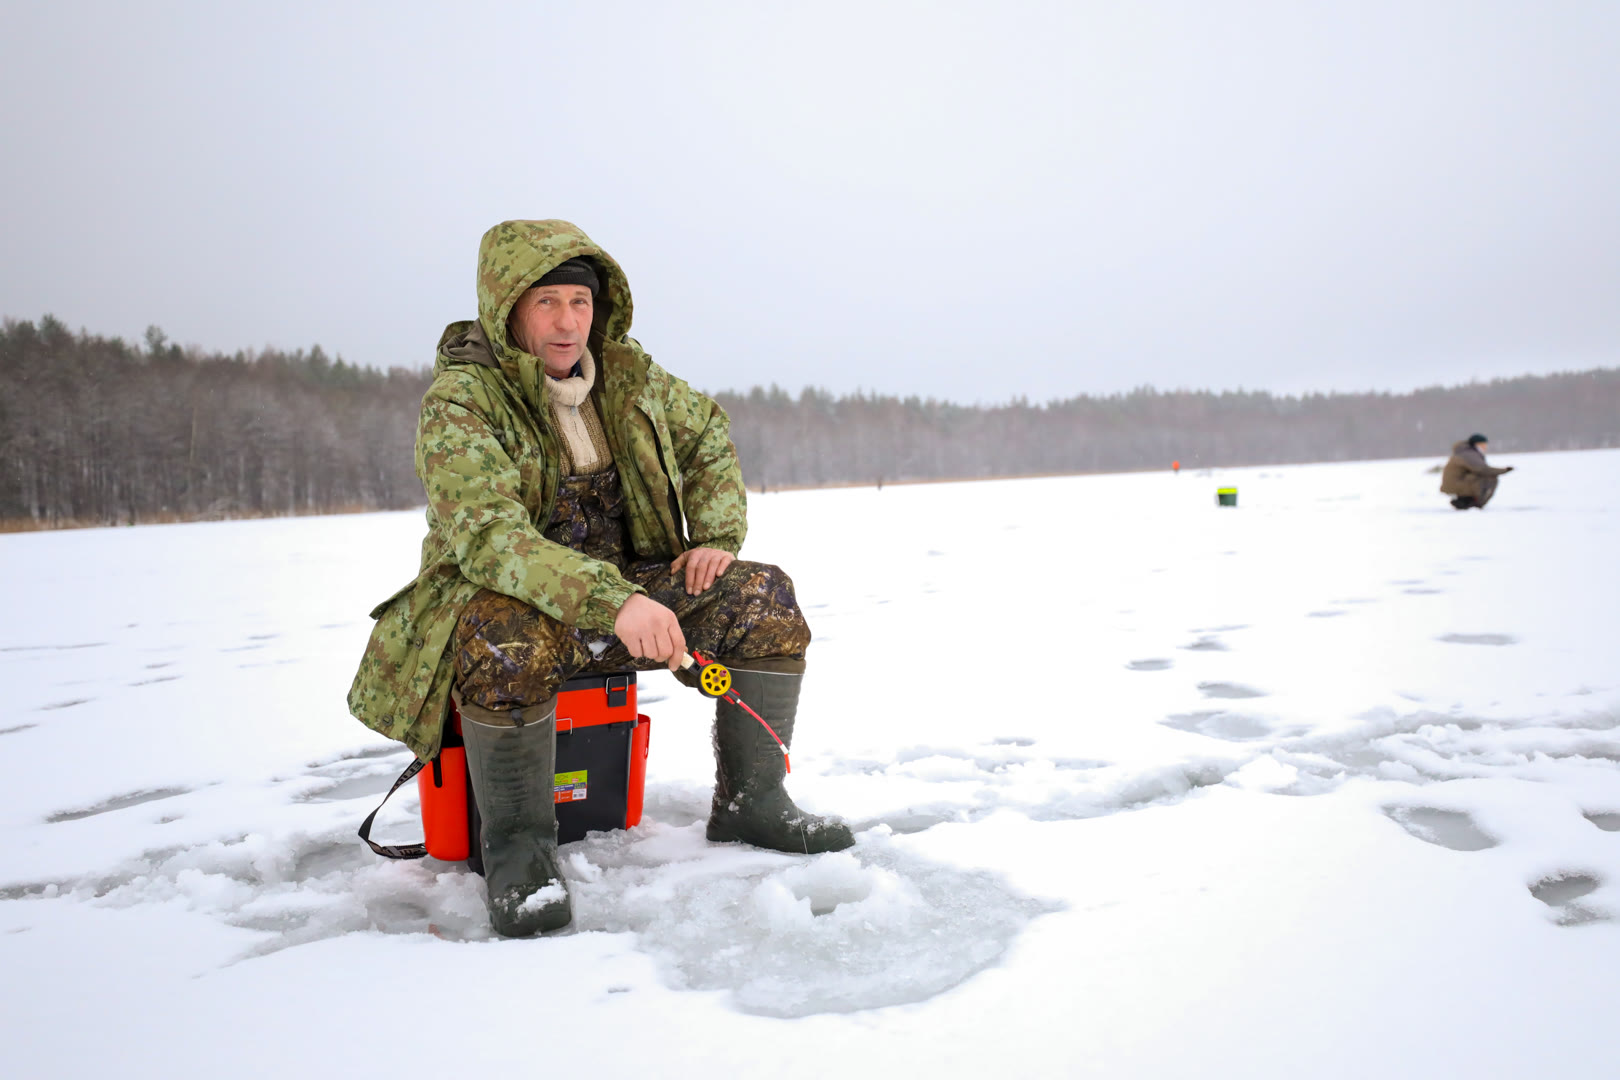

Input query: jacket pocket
[635,399,685,526]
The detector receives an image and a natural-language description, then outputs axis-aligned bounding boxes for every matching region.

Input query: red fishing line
[691,650,791,773]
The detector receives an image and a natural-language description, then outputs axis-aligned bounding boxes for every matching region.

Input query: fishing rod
[675,650,791,773]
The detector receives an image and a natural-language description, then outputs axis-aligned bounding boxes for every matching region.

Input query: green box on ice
[1216,487,1238,507]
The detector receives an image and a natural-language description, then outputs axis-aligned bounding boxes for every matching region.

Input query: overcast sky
[3,1,1617,402]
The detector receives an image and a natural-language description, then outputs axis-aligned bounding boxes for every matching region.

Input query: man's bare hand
[670,547,736,596]
[613,593,687,671]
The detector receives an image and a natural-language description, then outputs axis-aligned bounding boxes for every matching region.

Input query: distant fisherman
[1440,434,1513,509]
[347,221,853,937]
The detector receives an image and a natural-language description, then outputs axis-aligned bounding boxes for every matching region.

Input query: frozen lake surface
[2,450,1617,1077]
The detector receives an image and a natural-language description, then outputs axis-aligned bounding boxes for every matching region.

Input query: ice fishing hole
[566,842,1060,1018]
[797,875,871,916]
[862,812,955,835]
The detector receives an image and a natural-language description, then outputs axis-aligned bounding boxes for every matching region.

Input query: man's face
[1476,441,1489,454]
[508,284,593,377]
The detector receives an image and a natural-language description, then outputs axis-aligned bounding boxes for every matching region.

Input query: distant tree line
[3,314,1617,527]
[714,370,1620,490]
[0,316,428,527]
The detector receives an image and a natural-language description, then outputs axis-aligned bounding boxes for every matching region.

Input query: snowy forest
[716,370,1620,491]
[3,314,1618,527]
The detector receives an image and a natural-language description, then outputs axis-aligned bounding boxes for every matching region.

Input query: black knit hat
[531,257,600,297]
[1467,433,1488,447]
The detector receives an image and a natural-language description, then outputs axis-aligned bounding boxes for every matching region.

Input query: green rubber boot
[706,666,854,854]
[459,695,572,937]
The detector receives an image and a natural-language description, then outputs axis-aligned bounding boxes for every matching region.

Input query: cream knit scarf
[545,348,603,473]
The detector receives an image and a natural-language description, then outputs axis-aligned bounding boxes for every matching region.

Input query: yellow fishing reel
[696,658,732,698]
[681,652,733,698]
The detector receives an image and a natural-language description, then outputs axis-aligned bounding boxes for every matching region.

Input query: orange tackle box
[360,672,651,867]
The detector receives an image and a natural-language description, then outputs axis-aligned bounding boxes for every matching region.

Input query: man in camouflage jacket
[349,220,852,936]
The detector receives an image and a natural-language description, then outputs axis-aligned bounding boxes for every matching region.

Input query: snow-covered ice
[2,450,1617,1077]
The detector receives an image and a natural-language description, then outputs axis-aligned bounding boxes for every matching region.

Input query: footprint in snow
[128,674,181,686]
[1382,806,1497,851]
[300,773,406,802]
[1436,633,1518,646]
[1180,636,1228,652]
[311,745,413,766]
[1126,659,1172,671]
[0,642,109,652]
[1529,873,1606,926]
[1161,711,1271,741]
[293,745,414,802]
[47,786,192,823]
[1198,681,1267,700]
[1583,812,1620,833]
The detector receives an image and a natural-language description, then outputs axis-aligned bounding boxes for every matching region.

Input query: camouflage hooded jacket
[347,220,747,759]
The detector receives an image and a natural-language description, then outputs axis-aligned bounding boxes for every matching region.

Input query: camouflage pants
[453,560,811,711]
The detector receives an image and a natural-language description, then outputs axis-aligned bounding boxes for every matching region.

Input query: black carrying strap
[357,757,428,859]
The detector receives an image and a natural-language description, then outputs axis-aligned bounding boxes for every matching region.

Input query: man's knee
[704,561,811,657]
[454,589,584,710]
[713,561,801,612]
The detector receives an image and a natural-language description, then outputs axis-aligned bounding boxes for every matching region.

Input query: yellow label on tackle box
[553,769,587,803]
